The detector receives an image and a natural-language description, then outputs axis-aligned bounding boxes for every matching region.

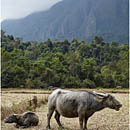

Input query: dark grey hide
[47,89,122,130]
[4,111,39,128]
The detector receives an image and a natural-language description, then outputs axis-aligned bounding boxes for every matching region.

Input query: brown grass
[1,94,48,120]
[1,90,129,130]
[2,88,129,94]
[1,102,28,120]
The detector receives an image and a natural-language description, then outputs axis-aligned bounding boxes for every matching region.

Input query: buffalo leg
[79,116,84,130]
[15,124,20,128]
[84,117,88,130]
[54,110,62,127]
[22,119,30,128]
[47,108,55,130]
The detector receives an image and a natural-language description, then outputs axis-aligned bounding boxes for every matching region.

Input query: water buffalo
[4,111,39,128]
[47,89,122,130]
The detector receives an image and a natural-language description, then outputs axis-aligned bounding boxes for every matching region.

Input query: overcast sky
[1,0,62,22]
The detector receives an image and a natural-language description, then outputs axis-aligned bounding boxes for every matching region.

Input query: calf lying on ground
[47,89,122,130]
[4,111,39,128]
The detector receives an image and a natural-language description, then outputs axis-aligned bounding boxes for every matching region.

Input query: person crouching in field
[28,96,38,111]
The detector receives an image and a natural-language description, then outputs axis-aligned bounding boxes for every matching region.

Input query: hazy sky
[1,0,62,22]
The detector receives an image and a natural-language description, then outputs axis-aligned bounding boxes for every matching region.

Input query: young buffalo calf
[4,111,39,128]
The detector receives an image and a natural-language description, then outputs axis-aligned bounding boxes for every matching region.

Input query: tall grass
[1,95,48,120]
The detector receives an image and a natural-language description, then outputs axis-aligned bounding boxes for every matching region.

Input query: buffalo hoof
[46,126,51,130]
[15,124,20,128]
[58,126,64,130]
[21,126,29,129]
[59,125,64,128]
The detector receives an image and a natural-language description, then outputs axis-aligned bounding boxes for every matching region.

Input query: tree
[78,43,92,58]
[1,33,128,89]
[92,36,104,44]
[81,58,97,80]
[101,65,115,88]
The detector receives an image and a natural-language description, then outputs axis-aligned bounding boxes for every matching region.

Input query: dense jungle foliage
[1,30,129,89]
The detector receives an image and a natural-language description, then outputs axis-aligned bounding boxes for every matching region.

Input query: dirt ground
[1,93,129,130]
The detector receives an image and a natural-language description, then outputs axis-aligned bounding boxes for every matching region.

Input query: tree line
[1,30,129,89]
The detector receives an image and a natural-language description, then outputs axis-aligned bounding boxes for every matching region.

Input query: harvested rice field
[1,89,129,130]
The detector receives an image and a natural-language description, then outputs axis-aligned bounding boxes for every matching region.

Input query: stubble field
[1,89,129,130]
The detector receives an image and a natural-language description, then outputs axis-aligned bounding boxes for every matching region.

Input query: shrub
[82,79,96,88]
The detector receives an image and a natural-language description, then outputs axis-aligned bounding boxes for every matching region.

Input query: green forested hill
[1,31,129,89]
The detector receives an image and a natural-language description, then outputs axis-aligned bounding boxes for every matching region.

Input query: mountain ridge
[2,0,129,43]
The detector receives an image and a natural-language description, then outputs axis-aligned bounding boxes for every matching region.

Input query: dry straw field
[1,89,129,130]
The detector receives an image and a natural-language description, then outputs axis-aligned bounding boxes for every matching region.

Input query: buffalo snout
[4,118,12,123]
[115,103,122,111]
[4,119,7,123]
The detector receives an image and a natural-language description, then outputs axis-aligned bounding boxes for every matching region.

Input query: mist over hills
[2,0,129,43]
